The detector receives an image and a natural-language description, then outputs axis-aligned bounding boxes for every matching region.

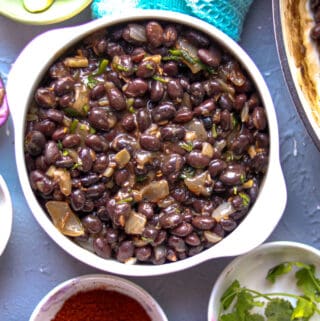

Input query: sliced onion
[114,148,131,168]
[201,142,214,158]
[0,76,9,127]
[71,84,89,116]
[63,56,88,68]
[211,201,236,221]
[125,211,147,235]
[176,37,202,73]
[46,165,72,196]
[204,231,223,243]
[184,171,212,196]
[141,179,169,202]
[128,24,147,42]
[184,118,207,141]
[45,201,84,237]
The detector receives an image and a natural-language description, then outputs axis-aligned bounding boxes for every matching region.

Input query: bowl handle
[6,19,103,127]
[207,159,287,259]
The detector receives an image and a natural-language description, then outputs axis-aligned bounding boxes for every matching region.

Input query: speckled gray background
[0,1,320,320]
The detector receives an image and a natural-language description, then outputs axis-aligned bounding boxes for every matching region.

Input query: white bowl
[208,241,320,321]
[7,10,287,276]
[0,175,13,256]
[30,274,168,321]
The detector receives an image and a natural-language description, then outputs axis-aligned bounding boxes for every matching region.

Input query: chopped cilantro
[179,141,193,152]
[218,261,320,321]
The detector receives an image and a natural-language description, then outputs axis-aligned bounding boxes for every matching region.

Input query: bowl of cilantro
[208,241,320,321]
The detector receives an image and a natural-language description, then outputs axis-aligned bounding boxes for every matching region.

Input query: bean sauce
[25,20,269,265]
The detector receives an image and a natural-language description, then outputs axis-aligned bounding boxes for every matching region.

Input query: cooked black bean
[90,83,106,100]
[78,147,94,172]
[35,88,57,108]
[146,21,164,47]
[25,131,46,156]
[70,189,86,211]
[140,134,161,151]
[93,237,112,259]
[192,216,215,230]
[53,77,75,96]
[150,80,165,102]
[85,134,108,152]
[124,78,148,97]
[136,60,157,78]
[219,164,246,185]
[26,19,269,266]
[197,47,221,67]
[152,102,176,123]
[187,151,210,169]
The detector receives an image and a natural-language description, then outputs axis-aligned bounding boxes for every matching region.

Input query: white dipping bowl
[7,10,286,276]
[30,274,168,321]
[208,241,320,321]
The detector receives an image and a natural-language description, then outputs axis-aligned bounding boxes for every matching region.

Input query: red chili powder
[51,289,152,321]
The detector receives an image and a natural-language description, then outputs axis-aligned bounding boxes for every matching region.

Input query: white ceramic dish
[30,274,168,321]
[6,10,287,276]
[208,241,320,321]
[0,175,13,256]
[273,0,320,150]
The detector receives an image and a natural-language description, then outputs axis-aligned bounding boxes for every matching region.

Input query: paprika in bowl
[30,274,168,321]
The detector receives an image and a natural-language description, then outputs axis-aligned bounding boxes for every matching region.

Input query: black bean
[168,235,186,253]
[90,83,106,100]
[116,240,134,262]
[208,159,227,178]
[185,30,210,47]
[150,80,165,102]
[174,107,194,123]
[160,124,186,142]
[187,151,210,169]
[163,25,177,47]
[62,134,81,148]
[25,131,46,156]
[46,109,64,123]
[163,61,178,76]
[53,77,75,96]
[193,99,215,117]
[192,216,215,230]
[171,222,193,237]
[219,93,234,111]
[78,147,93,172]
[89,107,115,131]
[137,109,152,133]
[161,154,184,175]
[93,154,108,173]
[93,237,112,259]
[252,106,267,130]
[159,212,182,229]
[121,113,136,132]
[135,246,152,261]
[167,79,184,99]
[138,202,154,219]
[140,134,161,151]
[44,141,60,165]
[136,60,157,78]
[146,21,164,47]
[86,183,105,198]
[220,109,232,131]
[142,226,158,241]
[55,155,74,168]
[152,102,176,123]
[105,84,127,111]
[85,134,108,152]
[219,164,246,185]
[220,218,237,232]
[35,155,48,172]
[35,88,57,108]
[124,78,148,97]
[197,47,221,67]
[35,119,56,137]
[131,47,146,63]
[82,214,103,234]
[70,189,86,211]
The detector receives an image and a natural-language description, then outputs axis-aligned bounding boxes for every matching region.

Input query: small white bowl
[208,241,320,321]
[0,175,13,256]
[30,274,168,321]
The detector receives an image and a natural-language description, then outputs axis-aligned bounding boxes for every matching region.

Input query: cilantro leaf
[295,265,320,302]
[236,290,261,320]
[265,298,293,321]
[220,312,238,321]
[292,298,315,320]
[220,280,241,310]
[266,262,293,283]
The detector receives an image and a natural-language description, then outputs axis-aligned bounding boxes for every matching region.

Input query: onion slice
[0,76,9,127]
